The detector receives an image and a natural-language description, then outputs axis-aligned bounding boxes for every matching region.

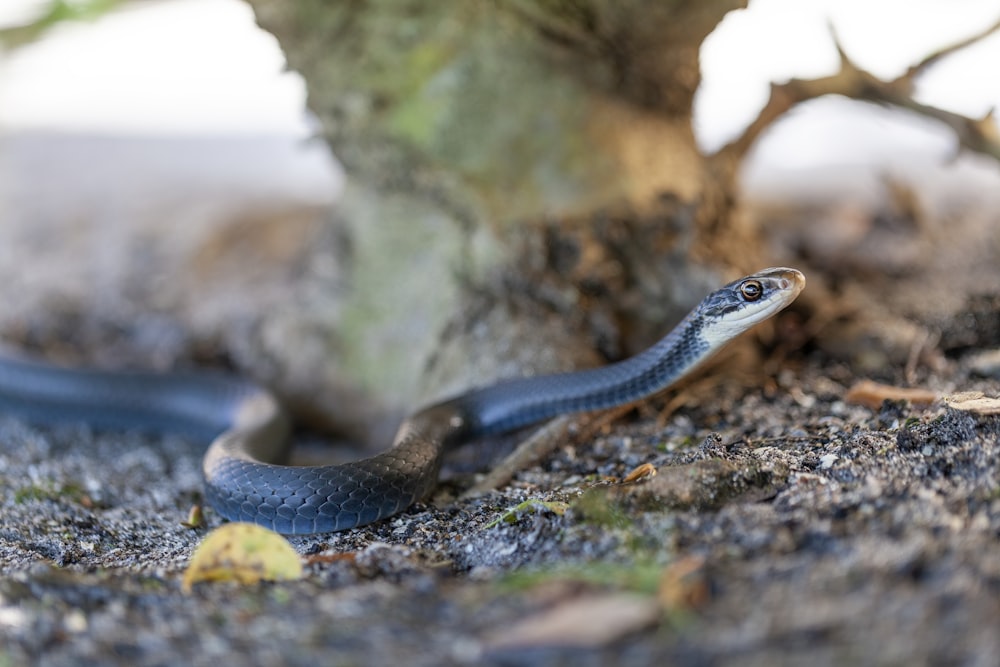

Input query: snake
[0,267,804,535]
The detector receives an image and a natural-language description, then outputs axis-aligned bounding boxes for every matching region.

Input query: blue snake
[0,268,804,534]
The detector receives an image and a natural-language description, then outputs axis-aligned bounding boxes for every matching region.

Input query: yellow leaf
[180,504,205,529]
[182,523,303,593]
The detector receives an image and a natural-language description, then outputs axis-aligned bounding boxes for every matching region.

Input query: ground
[1,345,998,665]
[2,126,1000,666]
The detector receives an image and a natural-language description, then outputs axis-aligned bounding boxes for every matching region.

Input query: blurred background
[2,0,999,189]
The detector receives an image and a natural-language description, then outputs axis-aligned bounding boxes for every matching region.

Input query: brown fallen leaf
[182,522,303,593]
[845,379,937,410]
[622,462,657,484]
[485,592,660,650]
[943,391,1000,415]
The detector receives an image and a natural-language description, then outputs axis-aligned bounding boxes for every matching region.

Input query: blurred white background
[1,0,998,195]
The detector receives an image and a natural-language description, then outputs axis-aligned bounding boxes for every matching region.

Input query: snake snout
[772,267,805,295]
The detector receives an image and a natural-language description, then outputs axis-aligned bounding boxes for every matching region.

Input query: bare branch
[905,15,1000,79]
[712,15,1000,167]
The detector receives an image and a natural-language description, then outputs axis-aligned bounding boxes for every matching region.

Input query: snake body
[0,268,804,534]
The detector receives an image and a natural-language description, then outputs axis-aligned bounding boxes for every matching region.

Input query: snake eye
[739,280,763,302]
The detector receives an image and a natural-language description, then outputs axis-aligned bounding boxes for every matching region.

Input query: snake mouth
[761,267,806,317]
[763,267,806,296]
[753,268,806,315]
[782,268,806,294]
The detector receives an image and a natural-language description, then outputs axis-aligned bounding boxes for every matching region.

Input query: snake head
[697,267,805,346]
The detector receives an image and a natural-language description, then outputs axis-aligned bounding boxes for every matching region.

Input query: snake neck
[431,313,712,439]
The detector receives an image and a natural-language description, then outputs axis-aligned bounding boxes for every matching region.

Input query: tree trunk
[242,0,754,428]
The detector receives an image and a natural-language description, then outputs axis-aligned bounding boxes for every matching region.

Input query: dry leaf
[943,391,1000,415]
[485,593,660,650]
[622,463,657,484]
[845,380,937,410]
[181,504,205,529]
[182,522,303,592]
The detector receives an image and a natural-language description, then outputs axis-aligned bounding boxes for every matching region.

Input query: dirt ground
[2,330,999,666]
[2,134,1000,665]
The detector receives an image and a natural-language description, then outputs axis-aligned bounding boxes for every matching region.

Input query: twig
[461,416,573,498]
[713,17,1000,165]
[905,15,1000,80]
[461,402,640,496]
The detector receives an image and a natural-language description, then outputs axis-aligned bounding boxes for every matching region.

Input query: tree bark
[243,0,754,423]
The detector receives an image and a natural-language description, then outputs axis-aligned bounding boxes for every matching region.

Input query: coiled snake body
[0,268,804,534]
